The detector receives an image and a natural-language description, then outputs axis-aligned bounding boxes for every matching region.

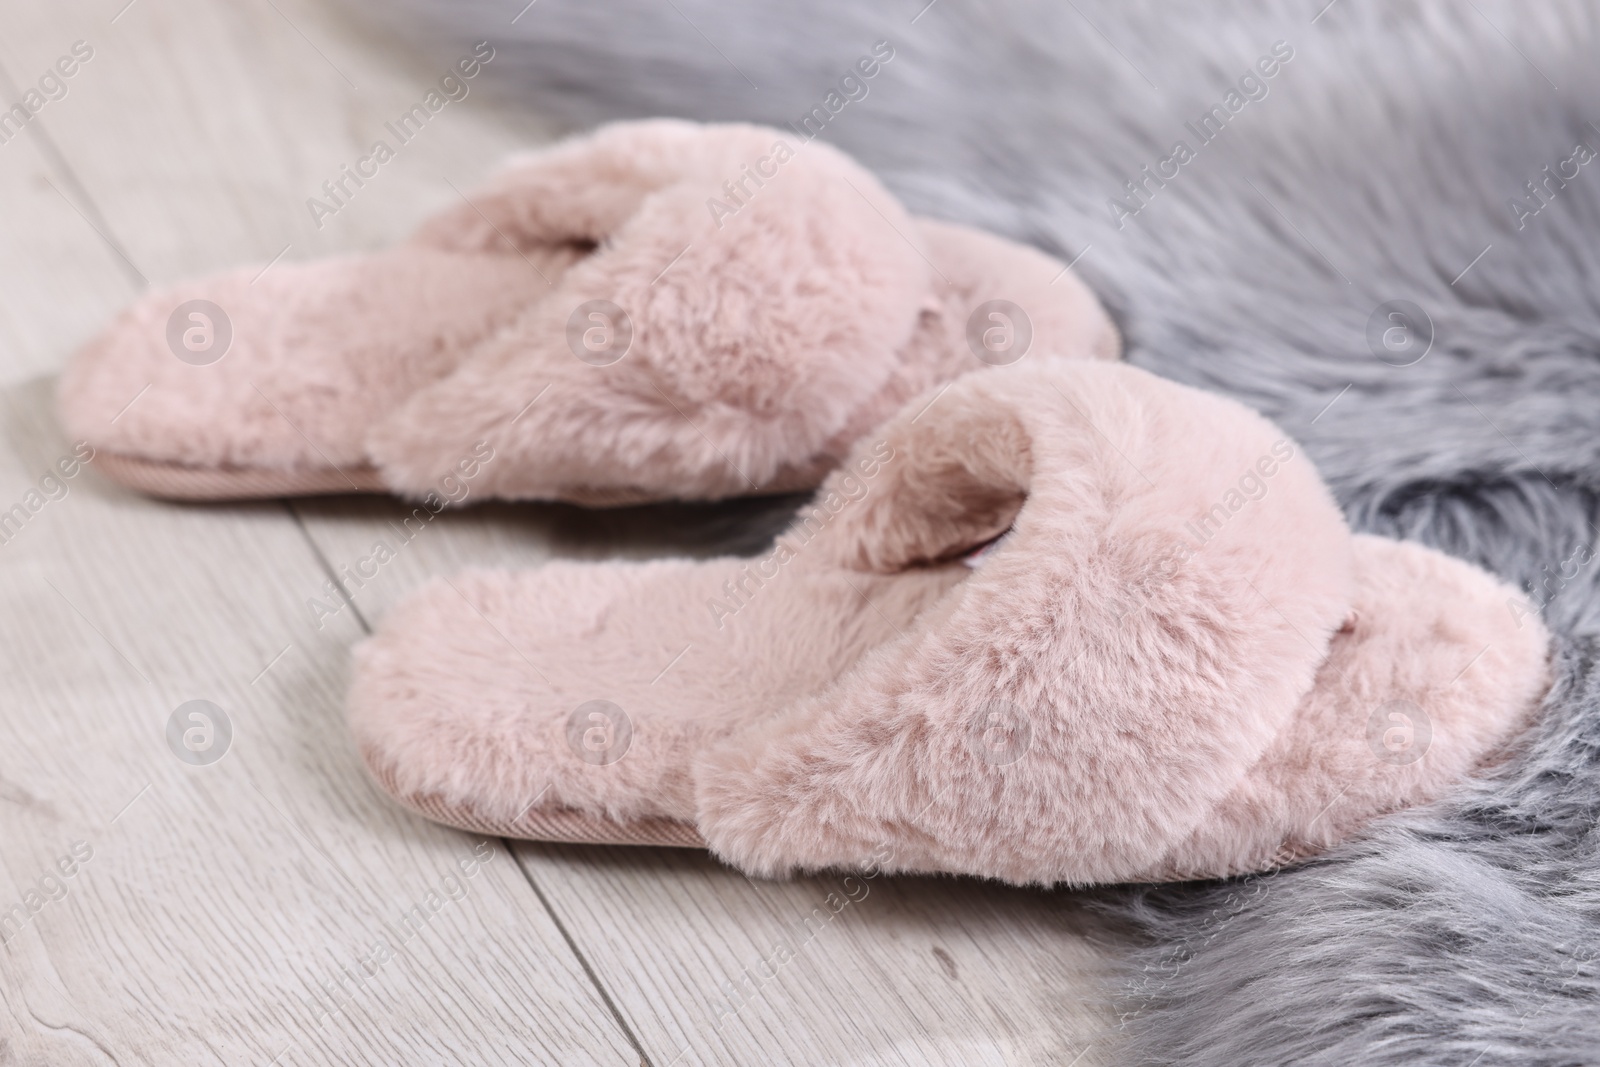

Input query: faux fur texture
[355,0,1600,1060]
[375,123,1119,501]
[350,362,1550,890]
[58,248,560,469]
[372,120,933,498]
[58,120,1118,504]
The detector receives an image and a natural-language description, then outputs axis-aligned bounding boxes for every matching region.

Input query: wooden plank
[0,386,640,1065]
[0,0,560,279]
[294,497,1124,1066]
[0,1,642,1061]
[0,87,134,385]
[5,0,1130,1060]
[520,844,1123,1067]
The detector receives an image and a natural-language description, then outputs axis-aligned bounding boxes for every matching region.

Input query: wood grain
[0,394,642,1065]
[293,497,1124,1066]
[0,0,1128,1063]
[0,1,639,1063]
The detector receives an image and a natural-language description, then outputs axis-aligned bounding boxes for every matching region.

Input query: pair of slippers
[60,121,1551,886]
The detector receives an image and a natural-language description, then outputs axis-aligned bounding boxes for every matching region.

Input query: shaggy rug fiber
[356,2,1600,1062]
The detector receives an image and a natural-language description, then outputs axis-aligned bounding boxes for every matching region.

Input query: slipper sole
[366,752,706,848]
[93,451,387,500]
[93,449,834,506]
[348,363,1553,884]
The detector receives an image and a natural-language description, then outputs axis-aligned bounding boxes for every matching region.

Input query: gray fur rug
[353,1,1600,1062]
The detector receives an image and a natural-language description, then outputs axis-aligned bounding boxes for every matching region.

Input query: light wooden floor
[0,2,1122,1063]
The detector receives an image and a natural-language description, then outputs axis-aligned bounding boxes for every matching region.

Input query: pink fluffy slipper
[57,120,1118,505]
[347,362,1552,885]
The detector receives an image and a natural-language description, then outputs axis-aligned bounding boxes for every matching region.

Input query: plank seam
[512,846,656,1067]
